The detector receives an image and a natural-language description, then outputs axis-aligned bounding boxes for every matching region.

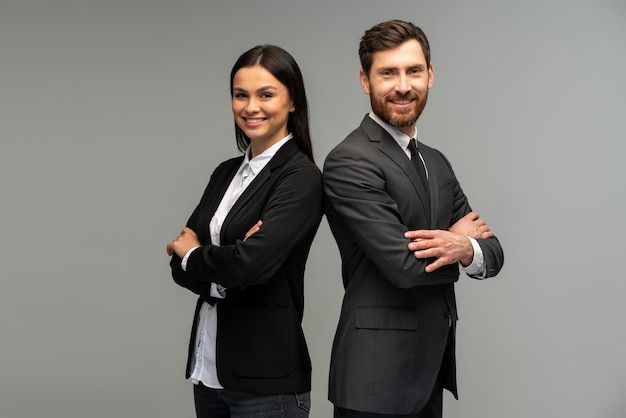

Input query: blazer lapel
[194,159,242,245]
[221,140,299,235]
[361,117,432,224]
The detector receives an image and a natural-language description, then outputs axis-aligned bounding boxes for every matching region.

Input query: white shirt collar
[243,133,293,176]
[368,112,417,152]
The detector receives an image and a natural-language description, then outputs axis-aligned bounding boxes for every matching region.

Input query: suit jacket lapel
[361,117,432,224]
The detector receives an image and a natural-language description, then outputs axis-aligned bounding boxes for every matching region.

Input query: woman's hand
[166,227,201,258]
[244,220,263,241]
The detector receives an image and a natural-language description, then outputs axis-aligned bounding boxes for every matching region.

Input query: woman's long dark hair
[230,45,314,162]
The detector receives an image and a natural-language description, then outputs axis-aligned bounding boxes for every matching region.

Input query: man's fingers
[408,239,433,252]
[405,229,437,240]
[425,258,446,273]
[462,211,479,221]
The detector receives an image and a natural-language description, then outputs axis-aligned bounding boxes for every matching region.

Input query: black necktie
[408,138,430,203]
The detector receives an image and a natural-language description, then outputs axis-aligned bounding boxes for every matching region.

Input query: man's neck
[368,112,416,139]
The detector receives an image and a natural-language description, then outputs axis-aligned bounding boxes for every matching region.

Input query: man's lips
[388,96,416,105]
[388,98,416,109]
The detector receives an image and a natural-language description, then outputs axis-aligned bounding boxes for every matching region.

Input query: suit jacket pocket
[226,307,295,378]
[355,306,419,330]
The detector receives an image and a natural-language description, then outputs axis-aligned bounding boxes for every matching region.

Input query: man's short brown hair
[359,20,431,76]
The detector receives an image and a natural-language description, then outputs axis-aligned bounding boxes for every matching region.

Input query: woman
[166,45,322,418]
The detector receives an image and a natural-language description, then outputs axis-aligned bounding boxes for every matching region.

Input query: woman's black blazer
[170,139,323,394]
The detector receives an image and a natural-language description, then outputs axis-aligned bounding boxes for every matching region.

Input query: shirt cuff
[461,237,486,278]
[181,246,199,271]
[210,283,226,299]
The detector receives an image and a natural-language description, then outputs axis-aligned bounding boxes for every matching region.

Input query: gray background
[1,1,625,417]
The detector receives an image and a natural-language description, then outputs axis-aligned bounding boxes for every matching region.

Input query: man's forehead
[370,40,426,68]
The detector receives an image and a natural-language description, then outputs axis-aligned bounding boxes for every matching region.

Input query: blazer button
[443,309,451,319]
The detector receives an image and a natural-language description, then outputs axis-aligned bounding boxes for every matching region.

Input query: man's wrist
[459,237,474,267]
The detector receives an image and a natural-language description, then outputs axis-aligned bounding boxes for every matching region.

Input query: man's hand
[166,227,201,258]
[449,211,493,239]
[405,229,474,272]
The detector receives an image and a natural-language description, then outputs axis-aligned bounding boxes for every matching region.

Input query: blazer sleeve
[472,237,504,279]
[170,196,215,299]
[181,157,323,289]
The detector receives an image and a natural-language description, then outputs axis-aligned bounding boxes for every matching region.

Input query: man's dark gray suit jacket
[323,116,504,415]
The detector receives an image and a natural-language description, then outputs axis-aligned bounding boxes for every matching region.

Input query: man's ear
[428,63,434,89]
[359,68,370,94]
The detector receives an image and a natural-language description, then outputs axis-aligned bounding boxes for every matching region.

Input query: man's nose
[395,74,412,94]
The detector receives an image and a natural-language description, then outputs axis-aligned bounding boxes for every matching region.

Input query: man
[323,20,504,418]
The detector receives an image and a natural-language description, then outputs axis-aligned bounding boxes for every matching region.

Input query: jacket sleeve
[169,161,228,298]
[170,253,215,300]
[472,237,505,279]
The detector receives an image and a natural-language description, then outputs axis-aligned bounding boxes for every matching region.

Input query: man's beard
[370,91,428,128]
